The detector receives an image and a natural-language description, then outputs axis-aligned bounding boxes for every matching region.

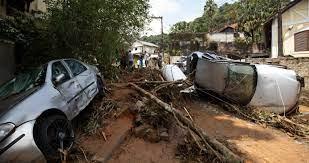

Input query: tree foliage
[237,0,290,43]
[1,0,150,76]
[170,0,292,44]
[170,0,236,33]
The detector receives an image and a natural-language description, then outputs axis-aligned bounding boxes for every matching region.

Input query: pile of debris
[129,83,243,162]
[132,100,175,143]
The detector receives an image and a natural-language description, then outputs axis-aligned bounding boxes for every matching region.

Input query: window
[64,60,87,76]
[52,62,71,84]
[295,30,309,52]
[224,64,256,105]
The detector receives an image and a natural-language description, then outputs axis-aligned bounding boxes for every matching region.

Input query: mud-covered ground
[68,70,309,163]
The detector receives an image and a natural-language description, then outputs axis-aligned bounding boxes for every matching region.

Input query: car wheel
[33,115,74,161]
[97,76,105,98]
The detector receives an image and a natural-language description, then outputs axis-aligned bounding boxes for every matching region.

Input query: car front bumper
[0,120,46,162]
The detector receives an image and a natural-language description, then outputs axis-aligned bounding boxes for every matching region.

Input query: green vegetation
[169,0,290,44]
[0,0,150,77]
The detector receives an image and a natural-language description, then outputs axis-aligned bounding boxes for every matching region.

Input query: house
[169,24,246,57]
[208,24,245,43]
[264,0,309,58]
[132,40,159,56]
[131,40,159,67]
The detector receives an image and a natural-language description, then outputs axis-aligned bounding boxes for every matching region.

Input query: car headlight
[0,123,15,141]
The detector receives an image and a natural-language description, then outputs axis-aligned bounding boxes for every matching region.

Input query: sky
[142,0,237,36]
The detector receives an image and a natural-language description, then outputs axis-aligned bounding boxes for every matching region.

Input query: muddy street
[68,70,309,163]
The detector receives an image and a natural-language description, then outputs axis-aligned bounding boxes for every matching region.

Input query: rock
[131,100,145,112]
[159,131,169,141]
[134,124,150,138]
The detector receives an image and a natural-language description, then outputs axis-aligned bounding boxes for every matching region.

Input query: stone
[159,131,169,141]
[132,100,145,112]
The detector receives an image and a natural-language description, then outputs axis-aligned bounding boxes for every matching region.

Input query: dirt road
[74,83,309,163]
[186,100,309,163]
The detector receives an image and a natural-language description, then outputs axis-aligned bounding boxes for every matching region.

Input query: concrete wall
[246,57,309,90]
[272,0,309,58]
[170,56,181,64]
[0,40,15,85]
[271,18,279,58]
[207,32,245,43]
[282,0,309,58]
[30,0,47,13]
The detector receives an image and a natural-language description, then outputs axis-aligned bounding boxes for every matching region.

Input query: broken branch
[129,83,243,163]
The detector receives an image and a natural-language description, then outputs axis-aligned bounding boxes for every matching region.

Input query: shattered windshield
[224,64,257,105]
[0,66,47,100]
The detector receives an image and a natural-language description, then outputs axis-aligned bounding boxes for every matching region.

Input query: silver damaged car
[0,59,105,162]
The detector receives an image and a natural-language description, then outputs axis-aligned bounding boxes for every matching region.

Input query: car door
[64,59,97,109]
[51,61,83,118]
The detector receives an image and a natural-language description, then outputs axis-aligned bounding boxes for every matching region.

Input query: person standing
[128,50,134,70]
[158,51,163,69]
[139,52,144,68]
[144,51,149,67]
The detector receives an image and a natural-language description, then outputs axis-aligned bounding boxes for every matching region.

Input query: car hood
[0,87,39,118]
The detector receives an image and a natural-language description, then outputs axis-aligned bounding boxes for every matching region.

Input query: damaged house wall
[246,57,309,90]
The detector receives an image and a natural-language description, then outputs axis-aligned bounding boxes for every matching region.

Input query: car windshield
[0,66,47,100]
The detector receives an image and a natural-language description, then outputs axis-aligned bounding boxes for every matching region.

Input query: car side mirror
[53,74,65,85]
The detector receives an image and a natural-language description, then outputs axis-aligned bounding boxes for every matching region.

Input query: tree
[237,0,290,43]
[204,0,217,19]
[170,21,192,33]
[203,0,218,31]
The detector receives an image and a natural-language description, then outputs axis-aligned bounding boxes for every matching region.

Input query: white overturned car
[193,52,303,115]
[0,59,105,162]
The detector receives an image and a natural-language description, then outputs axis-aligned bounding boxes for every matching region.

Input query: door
[51,61,84,117]
[64,59,97,108]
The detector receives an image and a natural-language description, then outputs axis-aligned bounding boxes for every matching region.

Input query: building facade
[265,0,309,58]
[131,40,159,56]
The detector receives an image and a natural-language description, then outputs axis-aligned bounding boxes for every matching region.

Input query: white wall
[207,32,244,43]
[30,0,47,13]
[271,18,279,58]
[282,0,309,58]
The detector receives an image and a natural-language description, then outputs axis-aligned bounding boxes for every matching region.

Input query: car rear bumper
[0,120,46,162]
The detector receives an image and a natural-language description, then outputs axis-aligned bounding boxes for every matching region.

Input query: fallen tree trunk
[133,80,183,84]
[129,83,243,163]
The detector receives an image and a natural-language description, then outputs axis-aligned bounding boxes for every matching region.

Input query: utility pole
[151,16,164,58]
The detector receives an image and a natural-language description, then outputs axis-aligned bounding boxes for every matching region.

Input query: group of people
[120,50,163,70]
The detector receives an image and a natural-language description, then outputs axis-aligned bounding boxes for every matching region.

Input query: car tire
[97,76,105,98]
[33,115,74,161]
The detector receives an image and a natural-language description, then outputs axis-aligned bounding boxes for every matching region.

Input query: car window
[224,64,256,105]
[52,61,71,84]
[0,66,47,99]
[65,60,87,76]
